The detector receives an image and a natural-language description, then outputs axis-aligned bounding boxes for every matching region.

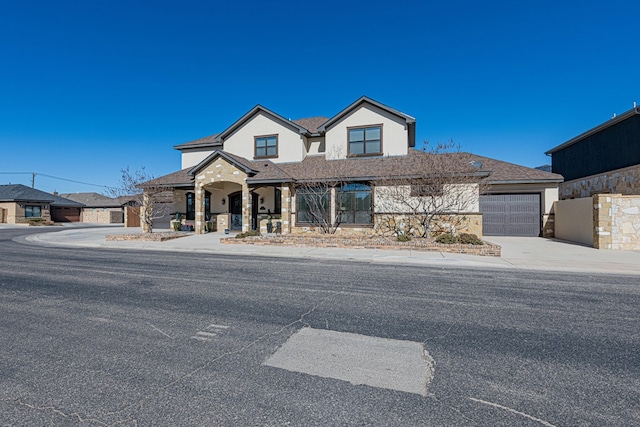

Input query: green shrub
[396,233,411,242]
[235,230,261,239]
[458,233,483,245]
[435,232,458,244]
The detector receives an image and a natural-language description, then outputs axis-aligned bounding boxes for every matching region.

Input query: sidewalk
[18,225,640,275]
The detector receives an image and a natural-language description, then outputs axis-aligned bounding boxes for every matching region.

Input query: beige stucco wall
[554,198,594,246]
[559,164,640,199]
[181,147,216,169]
[374,183,480,214]
[324,104,409,160]
[305,137,325,155]
[0,203,16,223]
[223,112,305,163]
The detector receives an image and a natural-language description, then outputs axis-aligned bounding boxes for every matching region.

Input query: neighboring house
[59,192,126,224]
[0,184,83,224]
[546,105,640,199]
[545,105,640,250]
[144,96,561,237]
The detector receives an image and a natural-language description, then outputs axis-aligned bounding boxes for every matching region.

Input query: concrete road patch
[264,327,434,396]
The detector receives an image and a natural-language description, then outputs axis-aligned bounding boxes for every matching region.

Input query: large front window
[348,125,381,156]
[296,188,330,224]
[25,205,42,218]
[338,183,372,224]
[255,135,278,158]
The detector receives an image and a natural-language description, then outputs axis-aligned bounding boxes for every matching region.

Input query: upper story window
[348,125,382,156]
[255,135,278,159]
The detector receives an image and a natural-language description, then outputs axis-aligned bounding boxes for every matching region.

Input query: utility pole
[31,172,36,188]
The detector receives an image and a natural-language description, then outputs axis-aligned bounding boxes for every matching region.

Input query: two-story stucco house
[143,96,561,237]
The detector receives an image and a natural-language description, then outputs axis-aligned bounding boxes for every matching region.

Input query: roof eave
[174,141,223,151]
[246,178,295,185]
[487,179,564,185]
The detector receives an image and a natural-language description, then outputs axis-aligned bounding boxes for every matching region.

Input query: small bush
[435,232,458,244]
[458,233,483,245]
[396,233,411,242]
[235,230,261,239]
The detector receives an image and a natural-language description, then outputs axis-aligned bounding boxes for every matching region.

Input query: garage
[51,206,82,222]
[480,194,541,237]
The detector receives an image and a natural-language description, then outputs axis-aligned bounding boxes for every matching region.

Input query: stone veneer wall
[193,157,249,234]
[288,213,483,237]
[82,210,123,224]
[593,194,640,250]
[560,164,640,199]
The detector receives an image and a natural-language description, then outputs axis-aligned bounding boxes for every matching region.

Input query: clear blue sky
[1,0,639,194]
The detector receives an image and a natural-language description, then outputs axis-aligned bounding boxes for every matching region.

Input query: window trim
[254,134,278,159]
[347,124,383,157]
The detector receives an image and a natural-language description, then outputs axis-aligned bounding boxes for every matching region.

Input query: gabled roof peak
[317,96,415,132]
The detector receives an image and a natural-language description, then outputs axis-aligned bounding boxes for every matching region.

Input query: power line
[0,171,116,190]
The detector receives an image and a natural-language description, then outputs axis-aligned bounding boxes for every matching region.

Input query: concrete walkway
[12,224,640,275]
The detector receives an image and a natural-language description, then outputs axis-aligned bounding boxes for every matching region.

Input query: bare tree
[108,166,175,233]
[375,141,489,238]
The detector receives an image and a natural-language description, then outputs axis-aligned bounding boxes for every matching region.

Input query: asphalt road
[1,227,639,426]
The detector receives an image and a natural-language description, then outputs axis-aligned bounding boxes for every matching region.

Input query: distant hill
[535,165,552,173]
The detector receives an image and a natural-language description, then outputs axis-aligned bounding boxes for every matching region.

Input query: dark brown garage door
[51,207,81,222]
[480,194,541,236]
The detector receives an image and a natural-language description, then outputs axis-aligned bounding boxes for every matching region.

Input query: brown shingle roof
[140,168,193,188]
[173,134,222,150]
[292,117,329,133]
[466,154,564,183]
[144,150,562,189]
[59,192,122,207]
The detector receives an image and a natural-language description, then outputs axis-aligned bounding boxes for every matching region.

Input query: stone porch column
[242,183,251,233]
[281,184,292,234]
[141,191,151,233]
[195,183,206,234]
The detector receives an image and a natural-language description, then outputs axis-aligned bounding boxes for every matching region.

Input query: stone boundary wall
[594,194,640,250]
[560,164,640,199]
[222,235,501,257]
[82,210,123,224]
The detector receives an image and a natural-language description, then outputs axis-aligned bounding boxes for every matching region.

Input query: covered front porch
[170,183,290,234]
[177,152,292,234]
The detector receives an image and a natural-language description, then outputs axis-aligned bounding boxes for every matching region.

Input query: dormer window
[255,135,278,159]
[348,125,382,156]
